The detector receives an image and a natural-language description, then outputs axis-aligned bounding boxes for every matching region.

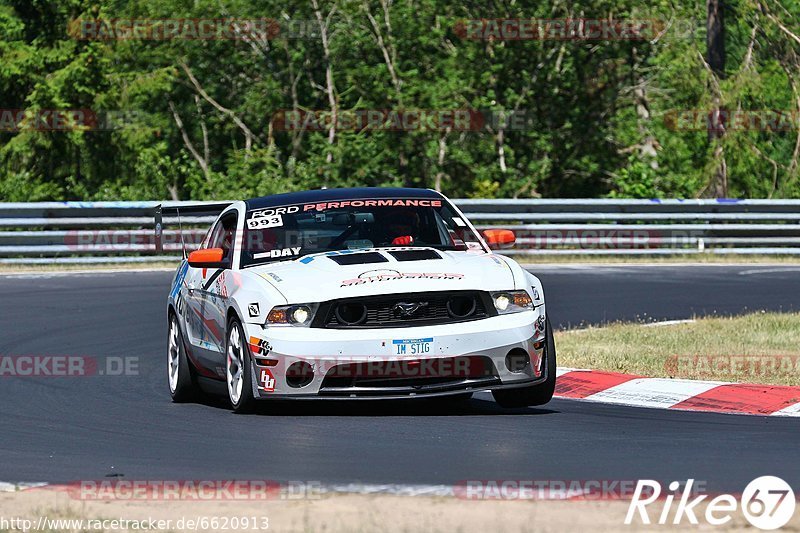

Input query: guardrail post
[154,205,163,254]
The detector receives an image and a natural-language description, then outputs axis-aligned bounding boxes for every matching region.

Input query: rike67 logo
[626,477,796,530]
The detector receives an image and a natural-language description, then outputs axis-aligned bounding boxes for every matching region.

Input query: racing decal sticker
[249,336,271,356]
[248,303,260,318]
[247,205,301,230]
[253,246,301,260]
[302,199,442,212]
[213,271,229,298]
[247,215,283,230]
[258,272,285,283]
[170,262,189,300]
[259,368,276,392]
[201,269,224,291]
[466,242,483,250]
[175,292,185,316]
[250,206,300,218]
[341,272,464,287]
[189,306,224,344]
[452,217,467,227]
[299,249,356,264]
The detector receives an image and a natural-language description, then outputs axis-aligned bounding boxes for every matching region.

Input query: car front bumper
[243,308,549,399]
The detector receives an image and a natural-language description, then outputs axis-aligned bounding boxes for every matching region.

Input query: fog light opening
[335,303,368,326]
[286,361,314,388]
[447,296,477,319]
[505,349,530,373]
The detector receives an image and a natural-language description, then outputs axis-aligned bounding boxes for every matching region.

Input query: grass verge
[555,312,800,386]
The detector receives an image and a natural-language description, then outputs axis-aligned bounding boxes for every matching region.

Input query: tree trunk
[707,0,726,77]
[312,0,338,184]
[707,0,728,197]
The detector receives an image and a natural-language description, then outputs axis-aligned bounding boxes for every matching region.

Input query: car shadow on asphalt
[190,394,558,417]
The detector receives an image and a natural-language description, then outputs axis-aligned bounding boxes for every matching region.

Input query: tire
[168,313,198,402]
[492,317,557,408]
[226,316,257,413]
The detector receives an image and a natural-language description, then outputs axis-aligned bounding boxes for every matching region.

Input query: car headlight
[266,303,319,327]
[490,290,533,314]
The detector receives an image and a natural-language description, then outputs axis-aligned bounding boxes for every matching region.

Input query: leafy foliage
[1,0,799,200]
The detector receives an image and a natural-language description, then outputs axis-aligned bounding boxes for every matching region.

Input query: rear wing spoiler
[154,202,232,254]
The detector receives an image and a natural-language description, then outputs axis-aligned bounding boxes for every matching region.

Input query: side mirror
[483,229,516,249]
[188,248,228,269]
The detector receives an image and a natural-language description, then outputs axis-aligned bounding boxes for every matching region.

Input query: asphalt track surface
[0,264,798,493]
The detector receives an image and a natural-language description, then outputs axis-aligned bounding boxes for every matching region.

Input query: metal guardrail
[1,199,800,263]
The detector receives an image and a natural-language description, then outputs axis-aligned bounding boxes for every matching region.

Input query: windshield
[240,197,484,267]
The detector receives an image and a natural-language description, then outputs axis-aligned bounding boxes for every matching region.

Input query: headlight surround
[266,303,319,327]
[490,290,534,314]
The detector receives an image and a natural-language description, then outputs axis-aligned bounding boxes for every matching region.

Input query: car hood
[247,248,515,303]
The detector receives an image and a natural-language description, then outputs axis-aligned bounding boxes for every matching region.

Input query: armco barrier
[1,198,799,263]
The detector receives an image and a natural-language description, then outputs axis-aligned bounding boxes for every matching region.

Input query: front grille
[319,355,500,395]
[313,290,496,329]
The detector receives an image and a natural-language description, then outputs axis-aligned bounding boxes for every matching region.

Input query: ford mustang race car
[167,187,555,412]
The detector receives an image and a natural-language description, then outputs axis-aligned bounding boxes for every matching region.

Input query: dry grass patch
[555,312,800,385]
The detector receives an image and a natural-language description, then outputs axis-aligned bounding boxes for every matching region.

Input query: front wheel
[226,317,257,413]
[492,317,557,408]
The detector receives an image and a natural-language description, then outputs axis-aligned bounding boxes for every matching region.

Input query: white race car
[167,187,555,412]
